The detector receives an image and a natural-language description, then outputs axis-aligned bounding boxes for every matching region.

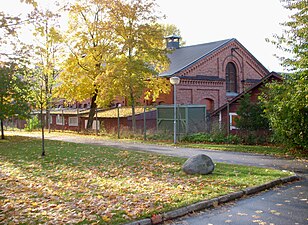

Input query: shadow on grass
[0,135,293,224]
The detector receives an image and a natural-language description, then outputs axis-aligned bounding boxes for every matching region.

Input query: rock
[182,154,215,175]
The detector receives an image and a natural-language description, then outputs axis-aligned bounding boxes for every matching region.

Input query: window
[69,117,78,126]
[84,120,100,130]
[205,98,214,112]
[226,62,237,93]
[199,98,214,112]
[229,113,239,130]
[56,115,64,125]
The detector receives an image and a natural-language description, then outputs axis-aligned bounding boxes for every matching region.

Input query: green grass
[0,135,293,224]
[178,143,288,156]
[10,130,305,158]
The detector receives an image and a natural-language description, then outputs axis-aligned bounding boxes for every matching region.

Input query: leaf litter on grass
[0,136,293,224]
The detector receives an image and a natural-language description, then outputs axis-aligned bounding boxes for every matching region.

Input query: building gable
[157,38,270,112]
[161,38,269,79]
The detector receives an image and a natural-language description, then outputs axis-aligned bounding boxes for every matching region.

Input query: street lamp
[117,103,121,139]
[170,76,180,144]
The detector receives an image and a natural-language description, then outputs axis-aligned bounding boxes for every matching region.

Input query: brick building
[210,72,282,133]
[157,36,269,112]
[38,37,272,133]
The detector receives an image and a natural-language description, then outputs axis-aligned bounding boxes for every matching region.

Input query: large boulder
[182,154,215,175]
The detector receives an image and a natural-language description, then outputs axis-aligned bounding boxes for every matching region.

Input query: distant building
[157,37,269,112]
[38,37,273,133]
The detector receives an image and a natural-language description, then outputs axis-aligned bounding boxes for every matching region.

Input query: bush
[232,130,276,145]
[235,93,269,131]
[182,132,242,144]
[147,130,173,141]
[24,116,40,131]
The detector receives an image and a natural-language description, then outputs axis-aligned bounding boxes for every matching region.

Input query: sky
[155,0,291,72]
[1,0,292,72]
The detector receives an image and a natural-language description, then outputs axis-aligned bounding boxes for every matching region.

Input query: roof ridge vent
[165,34,181,49]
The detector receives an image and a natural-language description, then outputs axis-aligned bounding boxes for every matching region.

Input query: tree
[109,0,170,132]
[268,0,308,73]
[162,24,186,46]
[28,66,49,156]
[0,0,37,60]
[261,0,308,151]
[57,0,118,129]
[30,7,63,132]
[0,62,31,139]
[235,93,269,131]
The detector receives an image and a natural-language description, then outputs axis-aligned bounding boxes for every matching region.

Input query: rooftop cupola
[165,34,181,49]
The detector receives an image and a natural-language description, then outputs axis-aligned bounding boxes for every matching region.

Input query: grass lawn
[8,130,305,158]
[178,143,289,156]
[0,135,293,224]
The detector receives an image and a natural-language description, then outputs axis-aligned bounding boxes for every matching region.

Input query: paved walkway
[9,131,308,175]
[167,179,308,225]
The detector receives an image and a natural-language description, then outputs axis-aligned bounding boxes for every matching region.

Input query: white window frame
[68,117,78,126]
[93,120,100,130]
[56,115,64,125]
[229,112,239,130]
[84,119,100,130]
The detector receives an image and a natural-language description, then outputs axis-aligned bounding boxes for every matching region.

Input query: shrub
[147,130,173,141]
[182,132,242,144]
[24,116,40,131]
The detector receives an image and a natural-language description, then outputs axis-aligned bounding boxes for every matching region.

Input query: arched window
[199,98,214,112]
[205,98,214,112]
[226,62,237,93]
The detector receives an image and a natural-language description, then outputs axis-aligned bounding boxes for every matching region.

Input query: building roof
[160,38,269,77]
[160,38,234,76]
[211,72,282,116]
[80,106,154,118]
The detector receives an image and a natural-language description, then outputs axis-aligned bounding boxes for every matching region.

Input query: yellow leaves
[101,215,111,222]
[270,209,281,216]
[1,138,290,224]
[31,202,38,207]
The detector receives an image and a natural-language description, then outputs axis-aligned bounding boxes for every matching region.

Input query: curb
[124,175,300,225]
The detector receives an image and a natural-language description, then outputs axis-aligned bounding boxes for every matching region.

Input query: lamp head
[170,76,180,85]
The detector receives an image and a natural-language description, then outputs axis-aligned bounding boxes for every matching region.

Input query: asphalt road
[7,131,308,225]
[166,179,308,225]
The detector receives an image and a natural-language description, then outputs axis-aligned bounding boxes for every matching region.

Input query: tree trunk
[46,108,51,133]
[1,119,4,140]
[44,72,50,133]
[41,106,45,157]
[87,92,98,129]
[130,92,136,133]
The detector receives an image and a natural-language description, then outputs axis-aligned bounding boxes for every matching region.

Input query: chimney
[165,34,181,49]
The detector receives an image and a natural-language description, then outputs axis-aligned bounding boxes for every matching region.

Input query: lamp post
[117,103,121,139]
[170,76,180,144]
